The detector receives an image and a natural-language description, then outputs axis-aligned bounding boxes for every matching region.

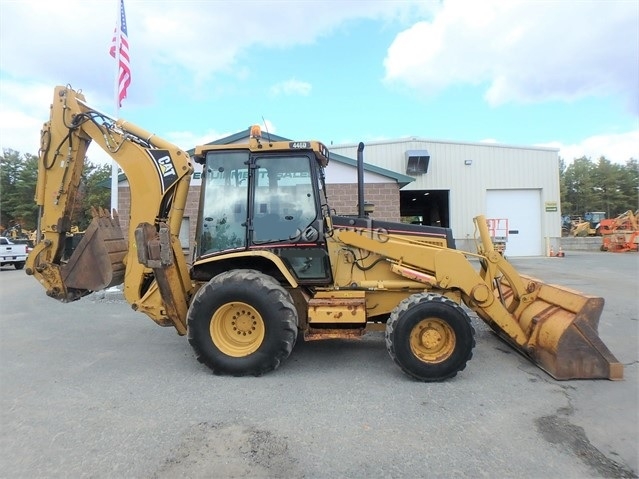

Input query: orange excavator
[600,210,639,252]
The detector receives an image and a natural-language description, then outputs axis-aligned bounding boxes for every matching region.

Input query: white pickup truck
[0,237,28,270]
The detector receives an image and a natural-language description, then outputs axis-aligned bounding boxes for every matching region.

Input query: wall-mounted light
[364,202,375,216]
[464,160,473,166]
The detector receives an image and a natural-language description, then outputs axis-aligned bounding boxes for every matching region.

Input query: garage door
[486,189,542,256]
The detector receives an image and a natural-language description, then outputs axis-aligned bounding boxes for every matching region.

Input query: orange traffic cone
[557,246,565,257]
[549,246,555,257]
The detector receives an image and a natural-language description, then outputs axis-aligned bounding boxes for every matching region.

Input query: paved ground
[0,251,637,478]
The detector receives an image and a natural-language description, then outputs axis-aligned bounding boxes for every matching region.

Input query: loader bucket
[496,275,623,380]
[60,209,127,292]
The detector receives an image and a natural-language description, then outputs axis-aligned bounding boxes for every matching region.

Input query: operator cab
[192,127,332,284]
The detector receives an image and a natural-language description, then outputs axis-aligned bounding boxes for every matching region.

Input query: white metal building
[329,138,562,256]
[114,133,561,257]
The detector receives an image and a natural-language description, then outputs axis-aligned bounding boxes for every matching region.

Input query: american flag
[109,0,131,107]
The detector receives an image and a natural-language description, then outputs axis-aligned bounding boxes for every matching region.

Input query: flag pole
[110,0,122,214]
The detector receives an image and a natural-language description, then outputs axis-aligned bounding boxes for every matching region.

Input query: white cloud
[384,0,639,111]
[270,79,312,97]
[0,0,430,99]
[537,130,639,164]
[165,129,231,152]
[261,119,277,137]
[166,119,277,151]
[0,80,126,165]
[0,82,61,156]
[0,0,427,158]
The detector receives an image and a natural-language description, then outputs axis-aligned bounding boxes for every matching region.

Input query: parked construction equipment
[600,210,639,252]
[570,211,606,237]
[25,86,623,381]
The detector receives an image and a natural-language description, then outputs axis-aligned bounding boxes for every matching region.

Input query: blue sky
[1,0,637,166]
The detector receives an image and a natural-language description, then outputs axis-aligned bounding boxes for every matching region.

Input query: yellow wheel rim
[210,302,265,357]
[409,318,456,363]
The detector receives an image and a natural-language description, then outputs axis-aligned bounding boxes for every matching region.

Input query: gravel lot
[1,251,637,478]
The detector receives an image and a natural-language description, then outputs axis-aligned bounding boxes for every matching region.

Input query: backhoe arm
[26,85,194,334]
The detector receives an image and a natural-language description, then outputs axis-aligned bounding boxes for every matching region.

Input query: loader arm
[335,215,623,380]
[26,86,194,334]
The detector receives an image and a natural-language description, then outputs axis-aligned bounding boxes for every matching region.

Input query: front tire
[187,269,298,376]
[385,293,475,381]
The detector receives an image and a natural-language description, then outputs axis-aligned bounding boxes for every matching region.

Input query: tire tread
[385,293,475,381]
[187,269,297,376]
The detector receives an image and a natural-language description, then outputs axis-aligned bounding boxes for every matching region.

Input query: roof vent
[405,150,430,175]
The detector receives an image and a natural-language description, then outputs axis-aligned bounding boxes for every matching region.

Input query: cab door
[197,151,249,256]
[250,154,332,284]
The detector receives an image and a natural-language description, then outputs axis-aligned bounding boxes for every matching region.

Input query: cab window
[252,156,318,244]
[199,151,249,255]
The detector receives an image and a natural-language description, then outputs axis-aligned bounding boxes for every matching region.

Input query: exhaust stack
[357,142,365,218]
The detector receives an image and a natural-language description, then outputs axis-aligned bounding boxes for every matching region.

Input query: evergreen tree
[616,159,639,214]
[563,157,596,215]
[1,149,111,233]
[560,155,638,217]
[592,156,625,216]
[1,149,38,231]
[77,163,112,230]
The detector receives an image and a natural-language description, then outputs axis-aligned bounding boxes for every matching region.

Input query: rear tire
[14,261,25,270]
[187,269,298,376]
[385,293,475,381]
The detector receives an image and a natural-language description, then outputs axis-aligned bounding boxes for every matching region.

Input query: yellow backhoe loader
[26,86,623,381]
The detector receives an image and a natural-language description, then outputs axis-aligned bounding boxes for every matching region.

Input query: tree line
[560,156,638,218]
[1,148,637,235]
[0,149,111,235]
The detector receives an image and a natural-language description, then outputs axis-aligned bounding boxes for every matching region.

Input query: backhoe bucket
[496,275,623,380]
[60,209,127,292]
